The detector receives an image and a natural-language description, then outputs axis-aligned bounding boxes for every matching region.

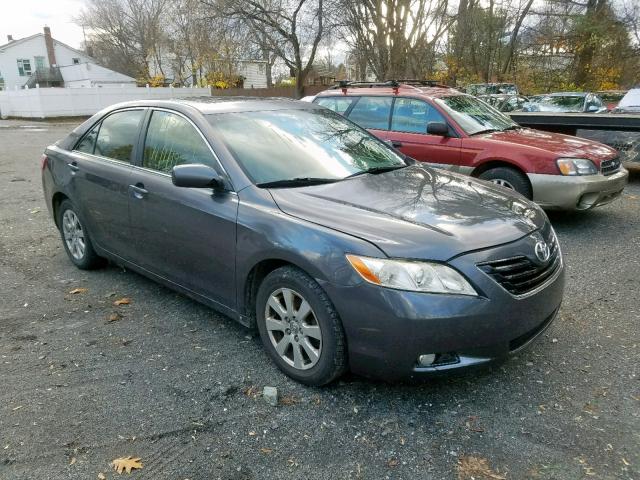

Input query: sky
[0,0,86,49]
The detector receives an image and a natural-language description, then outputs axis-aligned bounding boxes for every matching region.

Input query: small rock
[263,386,278,406]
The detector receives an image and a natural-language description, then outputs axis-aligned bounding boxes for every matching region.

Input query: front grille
[478,230,561,296]
[601,157,621,176]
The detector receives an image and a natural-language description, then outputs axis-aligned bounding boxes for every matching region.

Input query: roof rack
[331,80,399,89]
[331,79,450,90]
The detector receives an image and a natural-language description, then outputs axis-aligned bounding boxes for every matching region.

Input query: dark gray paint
[42,98,564,380]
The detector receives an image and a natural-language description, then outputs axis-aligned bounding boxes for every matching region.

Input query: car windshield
[207,108,405,185]
[435,95,518,135]
[531,95,585,112]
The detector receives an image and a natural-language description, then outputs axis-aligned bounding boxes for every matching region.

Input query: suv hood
[269,165,546,260]
[482,128,617,163]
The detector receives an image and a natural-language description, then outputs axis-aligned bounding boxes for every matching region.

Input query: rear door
[67,108,145,257]
[386,98,461,167]
[127,109,238,310]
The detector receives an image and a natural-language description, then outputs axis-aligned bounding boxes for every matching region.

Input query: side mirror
[171,164,223,189]
[427,121,449,136]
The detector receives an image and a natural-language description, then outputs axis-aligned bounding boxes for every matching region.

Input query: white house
[237,60,268,89]
[0,27,135,90]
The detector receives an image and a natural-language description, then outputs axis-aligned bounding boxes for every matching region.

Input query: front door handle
[129,183,148,199]
[67,162,79,172]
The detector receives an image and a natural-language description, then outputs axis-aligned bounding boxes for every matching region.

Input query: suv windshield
[435,95,518,135]
[530,95,585,112]
[207,108,405,186]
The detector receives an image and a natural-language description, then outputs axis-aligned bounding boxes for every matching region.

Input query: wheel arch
[470,160,533,194]
[51,192,70,229]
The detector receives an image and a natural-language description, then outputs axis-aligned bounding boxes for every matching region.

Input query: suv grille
[478,230,561,296]
[601,157,621,176]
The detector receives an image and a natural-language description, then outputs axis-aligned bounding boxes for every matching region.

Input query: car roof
[102,96,323,114]
[315,84,461,100]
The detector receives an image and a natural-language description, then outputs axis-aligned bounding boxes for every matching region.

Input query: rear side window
[347,97,392,130]
[143,110,216,173]
[95,110,144,162]
[391,98,446,133]
[75,123,100,154]
[315,97,357,114]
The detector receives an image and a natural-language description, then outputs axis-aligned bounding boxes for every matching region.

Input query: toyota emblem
[534,241,551,263]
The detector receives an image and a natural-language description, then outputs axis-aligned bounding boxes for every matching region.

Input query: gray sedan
[41,98,565,385]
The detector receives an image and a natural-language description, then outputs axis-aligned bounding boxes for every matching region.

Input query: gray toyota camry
[41,97,564,385]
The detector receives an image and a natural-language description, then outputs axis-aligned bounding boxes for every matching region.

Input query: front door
[384,98,462,168]
[128,109,238,310]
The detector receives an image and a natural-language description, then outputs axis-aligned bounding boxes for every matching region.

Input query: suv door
[68,108,145,257]
[128,109,238,310]
[385,97,461,168]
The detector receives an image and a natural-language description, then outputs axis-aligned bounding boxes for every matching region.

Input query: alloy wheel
[62,210,86,260]
[264,287,322,370]
[490,178,516,190]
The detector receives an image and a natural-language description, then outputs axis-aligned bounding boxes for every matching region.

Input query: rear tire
[256,266,347,386]
[478,167,532,199]
[57,199,103,270]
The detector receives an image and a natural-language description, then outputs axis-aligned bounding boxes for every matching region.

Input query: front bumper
[528,169,628,210]
[321,235,565,381]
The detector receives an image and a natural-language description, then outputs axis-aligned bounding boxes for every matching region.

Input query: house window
[17,59,32,76]
[258,63,265,74]
[35,56,45,70]
[72,58,80,65]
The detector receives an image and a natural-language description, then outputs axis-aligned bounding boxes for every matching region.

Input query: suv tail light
[40,154,49,171]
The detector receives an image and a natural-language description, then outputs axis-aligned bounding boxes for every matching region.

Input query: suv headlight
[556,158,598,176]
[346,254,477,295]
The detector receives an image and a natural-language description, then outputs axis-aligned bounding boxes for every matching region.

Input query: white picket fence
[0,86,211,118]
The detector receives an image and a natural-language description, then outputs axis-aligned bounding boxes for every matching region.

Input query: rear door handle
[67,162,79,172]
[129,183,148,199]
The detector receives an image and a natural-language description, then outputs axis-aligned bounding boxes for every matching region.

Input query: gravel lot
[1,119,638,480]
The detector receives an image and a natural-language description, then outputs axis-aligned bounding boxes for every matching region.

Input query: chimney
[43,26,57,67]
[7,35,13,42]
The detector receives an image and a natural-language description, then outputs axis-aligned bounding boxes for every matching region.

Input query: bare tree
[203,0,333,97]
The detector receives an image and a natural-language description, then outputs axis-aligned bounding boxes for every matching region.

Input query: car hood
[481,128,617,163]
[269,165,546,261]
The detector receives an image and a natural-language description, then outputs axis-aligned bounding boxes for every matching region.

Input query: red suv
[312,81,628,210]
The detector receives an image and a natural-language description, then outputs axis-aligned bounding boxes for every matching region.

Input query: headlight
[556,158,598,176]
[346,254,477,295]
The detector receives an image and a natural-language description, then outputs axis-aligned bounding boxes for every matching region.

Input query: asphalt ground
[0,119,638,479]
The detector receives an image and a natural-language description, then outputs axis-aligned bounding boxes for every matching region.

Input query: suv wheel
[57,199,103,270]
[256,266,347,386]
[478,167,532,199]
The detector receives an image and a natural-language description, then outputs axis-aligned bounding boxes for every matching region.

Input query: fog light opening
[417,352,460,367]
[417,354,436,366]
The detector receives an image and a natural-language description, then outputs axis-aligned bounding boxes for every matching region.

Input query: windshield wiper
[470,128,499,136]
[256,177,339,188]
[345,165,407,179]
[501,125,520,131]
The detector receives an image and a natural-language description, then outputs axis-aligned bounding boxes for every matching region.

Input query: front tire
[57,199,103,270]
[256,266,347,386]
[478,166,532,199]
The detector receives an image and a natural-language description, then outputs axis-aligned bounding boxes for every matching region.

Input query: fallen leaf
[622,458,630,466]
[387,457,399,467]
[108,312,123,322]
[457,455,506,480]
[98,473,106,480]
[69,457,76,465]
[69,288,88,295]
[260,448,273,454]
[279,394,300,406]
[12,405,23,411]
[243,385,261,399]
[113,298,131,306]
[112,456,143,474]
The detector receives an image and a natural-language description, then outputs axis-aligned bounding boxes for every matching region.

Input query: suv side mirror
[427,121,449,136]
[172,164,223,189]
[587,105,599,113]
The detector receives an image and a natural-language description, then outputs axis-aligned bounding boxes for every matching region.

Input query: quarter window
[315,97,357,114]
[347,96,392,130]
[94,110,144,162]
[143,110,216,173]
[391,98,446,134]
[75,123,100,154]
